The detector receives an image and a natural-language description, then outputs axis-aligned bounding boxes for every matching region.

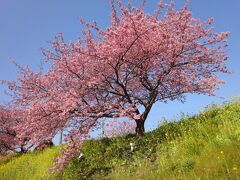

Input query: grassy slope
[1,100,240,179]
[0,147,60,180]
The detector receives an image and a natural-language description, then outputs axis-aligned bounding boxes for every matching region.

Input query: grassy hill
[1,100,240,179]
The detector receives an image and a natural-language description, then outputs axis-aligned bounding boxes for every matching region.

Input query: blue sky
[0,0,239,137]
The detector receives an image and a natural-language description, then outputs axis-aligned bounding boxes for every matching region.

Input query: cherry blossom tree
[104,119,136,137]
[0,106,32,154]
[0,106,16,154]
[4,0,229,170]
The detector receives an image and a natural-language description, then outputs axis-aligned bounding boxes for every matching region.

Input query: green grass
[0,147,60,180]
[1,100,240,179]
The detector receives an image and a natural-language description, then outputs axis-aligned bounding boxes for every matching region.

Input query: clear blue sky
[0,0,239,134]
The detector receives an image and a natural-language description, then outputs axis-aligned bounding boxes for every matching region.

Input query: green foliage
[1,100,240,179]
[0,153,20,167]
[0,147,60,180]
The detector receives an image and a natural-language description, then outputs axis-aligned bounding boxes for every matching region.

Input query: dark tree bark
[135,91,157,136]
[135,119,145,136]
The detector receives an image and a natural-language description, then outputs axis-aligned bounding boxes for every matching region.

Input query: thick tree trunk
[134,91,157,136]
[135,119,145,136]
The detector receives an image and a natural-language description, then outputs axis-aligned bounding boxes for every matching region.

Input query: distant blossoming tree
[0,106,32,154]
[104,119,136,137]
[0,106,17,154]
[4,0,229,170]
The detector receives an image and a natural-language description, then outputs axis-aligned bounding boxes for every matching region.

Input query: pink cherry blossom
[3,0,229,170]
[104,119,136,138]
[0,106,33,154]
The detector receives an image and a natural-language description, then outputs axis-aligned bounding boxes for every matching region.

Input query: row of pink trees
[0,106,32,154]
[101,119,136,138]
[0,105,18,154]
[2,0,229,170]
